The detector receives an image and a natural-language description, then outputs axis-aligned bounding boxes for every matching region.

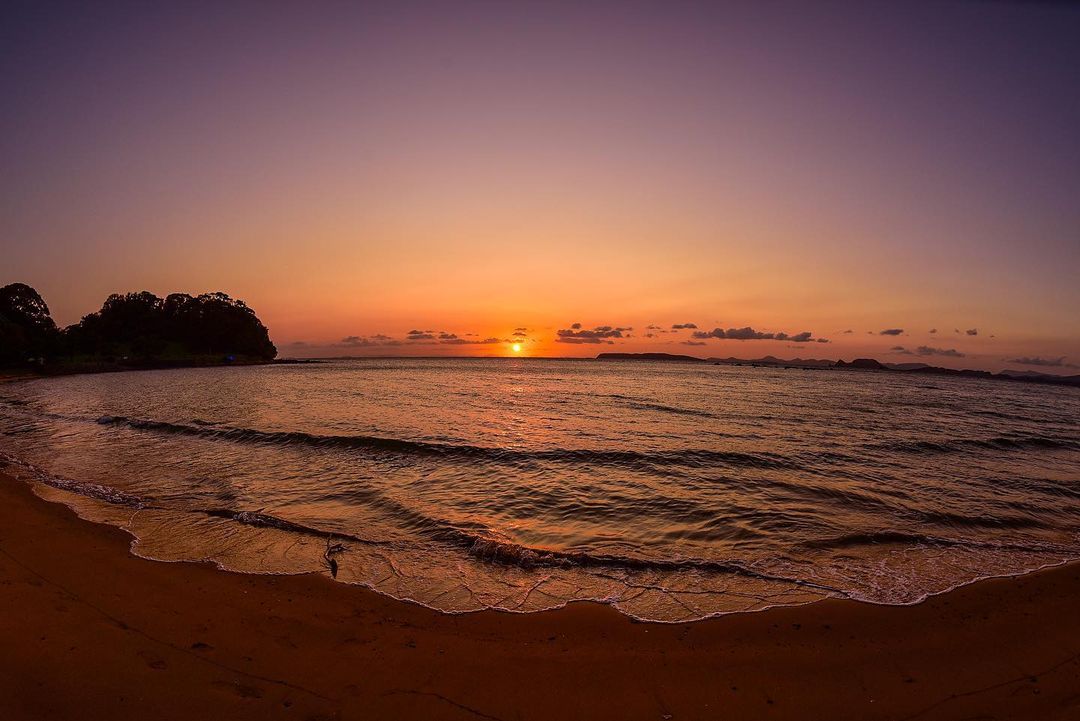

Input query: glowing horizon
[3,1,1078,373]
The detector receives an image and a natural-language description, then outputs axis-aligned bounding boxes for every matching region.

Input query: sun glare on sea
[512,343,522,353]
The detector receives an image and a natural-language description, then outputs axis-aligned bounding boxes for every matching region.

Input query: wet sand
[1,471,1078,720]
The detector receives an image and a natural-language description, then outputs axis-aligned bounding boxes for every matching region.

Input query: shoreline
[2,471,1079,719]
[14,455,1076,624]
[0,357,275,381]
[7,356,1080,394]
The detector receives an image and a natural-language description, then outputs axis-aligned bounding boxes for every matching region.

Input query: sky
[2,1,1079,371]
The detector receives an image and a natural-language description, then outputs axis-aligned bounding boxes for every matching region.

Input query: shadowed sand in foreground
[1,472,1078,720]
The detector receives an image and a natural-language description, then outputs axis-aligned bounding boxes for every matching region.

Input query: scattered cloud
[557,337,616,345]
[965,328,978,336]
[334,330,509,348]
[440,336,502,345]
[879,328,904,336]
[646,324,662,330]
[729,327,771,340]
[336,335,404,348]
[681,340,707,346]
[672,323,698,329]
[1005,356,1077,368]
[512,330,527,337]
[842,329,854,334]
[891,344,963,358]
[916,346,964,358]
[690,326,819,343]
[556,324,631,344]
[928,328,937,334]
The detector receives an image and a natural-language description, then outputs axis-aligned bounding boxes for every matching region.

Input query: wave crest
[95,415,792,469]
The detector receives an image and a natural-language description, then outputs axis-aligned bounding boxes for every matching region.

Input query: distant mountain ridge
[595,352,704,363]
[709,355,836,368]
[595,352,1080,387]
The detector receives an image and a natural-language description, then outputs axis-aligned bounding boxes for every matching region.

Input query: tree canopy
[0,283,59,363]
[1,283,277,365]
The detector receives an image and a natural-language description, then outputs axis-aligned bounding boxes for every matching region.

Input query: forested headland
[0,282,276,373]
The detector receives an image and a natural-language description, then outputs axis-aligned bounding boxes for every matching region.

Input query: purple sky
[3,1,1079,369]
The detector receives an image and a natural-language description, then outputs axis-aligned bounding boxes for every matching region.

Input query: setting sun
[511,343,522,353]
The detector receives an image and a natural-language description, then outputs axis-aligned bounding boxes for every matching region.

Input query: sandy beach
[0,471,1077,720]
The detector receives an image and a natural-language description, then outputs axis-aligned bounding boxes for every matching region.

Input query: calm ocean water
[2,359,1079,621]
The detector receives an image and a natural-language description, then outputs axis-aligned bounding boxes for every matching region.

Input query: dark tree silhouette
[64,290,277,361]
[187,292,277,359]
[2,283,276,366]
[0,283,59,363]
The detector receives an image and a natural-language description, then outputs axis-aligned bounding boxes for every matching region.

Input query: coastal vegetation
[0,282,276,371]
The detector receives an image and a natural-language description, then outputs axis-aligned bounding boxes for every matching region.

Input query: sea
[1,358,1078,622]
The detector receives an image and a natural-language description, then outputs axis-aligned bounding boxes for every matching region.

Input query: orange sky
[3,2,1079,372]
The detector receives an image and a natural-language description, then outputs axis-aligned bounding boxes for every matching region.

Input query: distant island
[596,352,1080,388]
[594,352,706,363]
[1,282,276,375]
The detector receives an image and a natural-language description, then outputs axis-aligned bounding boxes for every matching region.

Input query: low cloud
[672,323,698,329]
[557,337,616,345]
[929,328,938,334]
[440,336,502,345]
[556,323,631,344]
[690,326,819,343]
[337,330,505,348]
[916,346,965,358]
[879,328,904,336]
[890,345,913,355]
[1005,356,1077,368]
[966,328,978,336]
[682,340,707,346]
[337,334,404,348]
[842,329,854,334]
